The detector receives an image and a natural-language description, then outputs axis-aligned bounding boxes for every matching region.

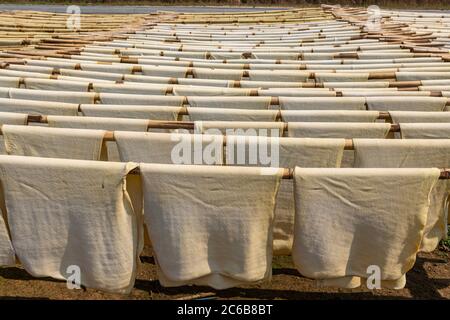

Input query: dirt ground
[0,246,449,300]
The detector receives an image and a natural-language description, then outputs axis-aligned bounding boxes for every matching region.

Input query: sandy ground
[0,4,287,13]
[1,246,448,300]
[0,4,448,14]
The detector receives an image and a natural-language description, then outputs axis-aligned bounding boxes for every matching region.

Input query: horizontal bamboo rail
[0,115,419,153]
[21,116,397,134]
[126,166,450,180]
